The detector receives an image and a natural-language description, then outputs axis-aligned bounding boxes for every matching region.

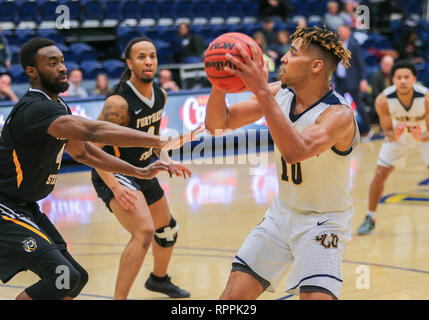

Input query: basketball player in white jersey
[205,26,359,300]
[357,61,429,235]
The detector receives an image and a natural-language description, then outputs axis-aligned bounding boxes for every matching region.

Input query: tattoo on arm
[98,96,130,126]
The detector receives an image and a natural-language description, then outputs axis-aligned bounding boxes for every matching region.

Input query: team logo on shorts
[315,233,339,249]
[22,237,37,253]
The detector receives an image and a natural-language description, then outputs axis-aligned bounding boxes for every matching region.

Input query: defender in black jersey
[91,37,191,299]
[0,38,190,300]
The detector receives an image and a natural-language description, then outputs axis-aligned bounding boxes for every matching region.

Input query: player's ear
[25,66,38,80]
[312,59,324,74]
[126,58,133,72]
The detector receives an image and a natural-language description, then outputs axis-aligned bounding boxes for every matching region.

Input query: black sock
[150,273,169,281]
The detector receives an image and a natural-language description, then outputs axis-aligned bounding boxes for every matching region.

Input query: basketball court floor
[1,139,429,300]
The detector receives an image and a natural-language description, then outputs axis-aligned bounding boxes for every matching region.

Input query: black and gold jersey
[0,89,71,203]
[102,80,165,168]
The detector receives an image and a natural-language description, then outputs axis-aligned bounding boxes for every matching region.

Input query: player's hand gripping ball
[204,32,263,93]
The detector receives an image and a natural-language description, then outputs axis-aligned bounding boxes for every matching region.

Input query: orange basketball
[204,32,263,93]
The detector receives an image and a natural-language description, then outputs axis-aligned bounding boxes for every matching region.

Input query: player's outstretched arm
[66,140,182,180]
[47,114,167,149]
[47,95,172,150]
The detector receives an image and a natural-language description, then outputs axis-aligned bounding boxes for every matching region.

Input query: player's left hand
[409,123,422,141]
[224,43,270,94]
[160,125,206,151]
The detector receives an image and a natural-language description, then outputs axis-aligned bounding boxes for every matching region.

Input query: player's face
[392,68,416,95]
[128,41,158,84]
[278,38,312,87]
[35,46,69,93]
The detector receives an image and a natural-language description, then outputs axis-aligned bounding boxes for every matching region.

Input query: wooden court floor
[2,139,429,300]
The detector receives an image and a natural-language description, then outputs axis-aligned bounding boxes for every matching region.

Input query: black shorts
[0,199,67,283]
[91,169,165,212]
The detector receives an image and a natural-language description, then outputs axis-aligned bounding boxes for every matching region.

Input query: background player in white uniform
[205,26,358,300]
[357,61,429,235]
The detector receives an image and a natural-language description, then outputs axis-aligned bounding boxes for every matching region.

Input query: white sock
[367,211,376,220]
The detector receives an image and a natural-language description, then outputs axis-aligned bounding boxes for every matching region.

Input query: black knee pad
[26,262,82,300]
[25,248,87,300]
[154,216,179,248]
[60,249,89,298]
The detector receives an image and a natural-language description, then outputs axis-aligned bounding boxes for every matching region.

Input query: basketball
[204,32,263,93]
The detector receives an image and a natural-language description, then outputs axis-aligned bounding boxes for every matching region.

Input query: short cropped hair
[391,60,417,77]
[19,37,56,69]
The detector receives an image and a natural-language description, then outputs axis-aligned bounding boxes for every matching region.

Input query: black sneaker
[145,273,191,298]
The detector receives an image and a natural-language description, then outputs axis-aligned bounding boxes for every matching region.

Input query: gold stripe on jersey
[12,149,23,188]
[1,215,52,244]
[113,146,121,158]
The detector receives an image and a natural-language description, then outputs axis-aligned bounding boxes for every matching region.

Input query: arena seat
[80,60,104,79]
[102,59,125,78]
[174,0,194,23]
[80,0,106,23]
[69,42,98,63]
[16,0,41,27]
[191,0,212,25]
[9,64,27,83]
[0,1,18,25]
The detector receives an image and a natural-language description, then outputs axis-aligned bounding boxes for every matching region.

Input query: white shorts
[377,140,429,168]
[232,195,353,299]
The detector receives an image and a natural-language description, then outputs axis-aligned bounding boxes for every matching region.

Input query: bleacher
[1,0,429,90]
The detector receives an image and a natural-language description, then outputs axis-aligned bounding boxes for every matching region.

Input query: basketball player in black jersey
[91,37,191,299]
[0,38,193,300]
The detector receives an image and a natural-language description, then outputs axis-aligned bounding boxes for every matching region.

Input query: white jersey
[274,87,360,213]
[383,84,428,144]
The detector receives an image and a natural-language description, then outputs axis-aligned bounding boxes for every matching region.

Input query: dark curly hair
[291,26,351,69]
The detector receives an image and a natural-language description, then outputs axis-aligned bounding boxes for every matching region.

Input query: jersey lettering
[280,157,303,185]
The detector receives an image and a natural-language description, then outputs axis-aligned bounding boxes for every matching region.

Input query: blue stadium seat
[157,25,176,43]
[174,0,194,20]
[139,0,159,21]
[156,0,175,20]
[102,59,125,78]
[105,0,123,21]
[191,0,211,21]
[117,26,140,44]
[15,29,37,44]
[0,1,18,24]
[69,42,98,63]
[243,0,259,18]
[9,64,27,84]
[136,25,158,40]
[153,40,171,64]
[65,61,80,73]
[80,60,104,79]
[38,0,59,22]
[209,0,228,19]
[81,0,105,21]
[8,45,20,64]
[121,0,141,20]
[226,0,245,19]
[37,29,65,44]
[17,0,41,23]
[2,30,18,47]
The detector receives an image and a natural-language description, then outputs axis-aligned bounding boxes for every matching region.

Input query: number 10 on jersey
[280,157,303,185]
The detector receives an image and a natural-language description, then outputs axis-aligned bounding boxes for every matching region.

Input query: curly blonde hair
[291,26,351,68]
